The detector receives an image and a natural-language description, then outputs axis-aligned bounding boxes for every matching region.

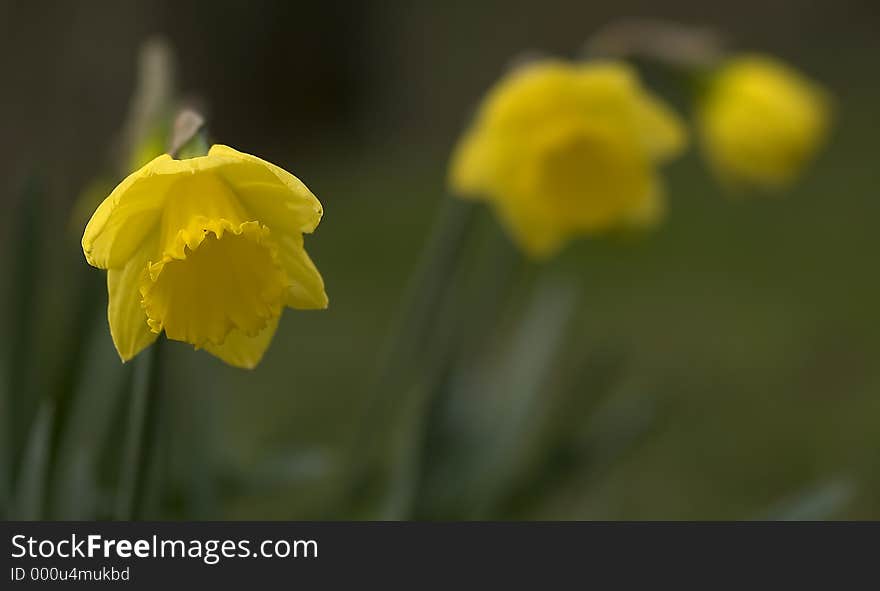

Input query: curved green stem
[115,337,164,520]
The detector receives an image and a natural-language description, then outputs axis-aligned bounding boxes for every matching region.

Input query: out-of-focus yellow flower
[697,54,830,188]
[450,60,686,258]
[82,144,328,369]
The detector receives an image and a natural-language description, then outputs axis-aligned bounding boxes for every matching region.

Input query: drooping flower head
[697,54,831,188]
[82,145,328,369]
[450,60,686,258]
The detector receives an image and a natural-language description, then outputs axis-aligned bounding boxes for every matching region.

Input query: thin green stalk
[410,269,581,519]
[467,276,580,518]
[338,196,477,517]
[115,337,164,520]
[110,111,205,520]
[12,401,54,520]
[378,197,478,375]
[409,222,524,518]
[43,268,103,518]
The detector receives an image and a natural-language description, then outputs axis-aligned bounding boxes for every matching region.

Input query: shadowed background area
[1,0,879,519]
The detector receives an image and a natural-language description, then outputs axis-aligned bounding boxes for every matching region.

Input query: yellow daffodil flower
[82,144,328,369]
[697,54,831,188]
[450,60,686,258]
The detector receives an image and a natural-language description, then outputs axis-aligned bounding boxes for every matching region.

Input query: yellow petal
[575,62,686,161]
[107,232,159,361]
[635,92,688,162]
[526,119,654,232]
[277,234,329,309]
[208,144,323,236]
[82,155,178,269]
[203,317,280,369]
[83,152,266,269]
[494,196,568,260]
[449,131,490,197]
[155,171,250,260]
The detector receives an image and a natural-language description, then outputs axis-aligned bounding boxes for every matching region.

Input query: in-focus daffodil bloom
[82,145,328,369]
[697,54,830,188]
[450,60,686,258]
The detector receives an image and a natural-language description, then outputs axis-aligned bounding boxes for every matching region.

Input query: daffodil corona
[697,54,830,188]
[82,145,328,369]
[450,60,686,258]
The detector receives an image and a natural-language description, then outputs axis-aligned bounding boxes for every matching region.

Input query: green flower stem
[113,109,207,521]
[464,275,580,518]
[385,199,476,369]
[340,196,477,517]
[407,223,525,518]
[115,337,165,520]
[12,402,53,519]
[43,265,104,518]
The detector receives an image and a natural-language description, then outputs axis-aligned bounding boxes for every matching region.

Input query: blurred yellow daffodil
[697,54,831,188]
[82,144,328,369]
[450,60,686,258]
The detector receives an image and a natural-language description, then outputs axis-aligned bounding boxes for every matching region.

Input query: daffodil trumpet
[82,144,328,369]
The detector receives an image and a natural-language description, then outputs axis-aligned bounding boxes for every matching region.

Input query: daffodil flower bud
[449,60,686,259]
[82,145,328,369]
[697,54,831,188]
